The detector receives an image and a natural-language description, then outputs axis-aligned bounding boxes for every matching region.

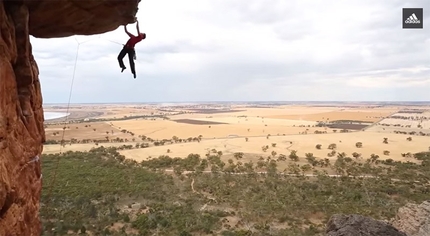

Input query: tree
[337,152,346,158]
[327,150,336,157]
[277,154,287,161]
[352,152,361,159]
[287,163,300,175]
[355,142,363,148]
[383,150,390,156]
[271,143,277,147]
[305,153,317,166]
[271,151,277,157]
[383,138,388,144]
[289,150,299,162]
[316,144,322,149]
[80,226,86,234]
[406,137,412,141]
[370,154,379,163]
[300,164,312,173]
[262,145,269,152]
[234,152,244,160]
[328,143,337,150]
[245,137,248,142]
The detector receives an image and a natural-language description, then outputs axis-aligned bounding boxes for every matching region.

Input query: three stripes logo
[405,13,420,24]
[402,8,423,29]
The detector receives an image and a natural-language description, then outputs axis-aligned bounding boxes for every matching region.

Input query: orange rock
[0,0,139,235]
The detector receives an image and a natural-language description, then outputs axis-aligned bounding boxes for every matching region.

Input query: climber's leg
[117,47,127,72]
[128,49,136,78]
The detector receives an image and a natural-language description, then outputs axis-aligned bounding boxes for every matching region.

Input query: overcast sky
[31,0,429,103]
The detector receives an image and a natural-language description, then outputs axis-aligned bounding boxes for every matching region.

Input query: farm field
[43,104,430,166]
[45,122,134,141]
[118,131,428,163]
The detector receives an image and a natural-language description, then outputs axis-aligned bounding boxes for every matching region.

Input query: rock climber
[117,19,146,79]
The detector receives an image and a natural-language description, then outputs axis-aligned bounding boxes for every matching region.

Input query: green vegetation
[41,147,430,236]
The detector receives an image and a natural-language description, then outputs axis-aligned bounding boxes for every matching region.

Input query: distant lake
[44,112,70,120]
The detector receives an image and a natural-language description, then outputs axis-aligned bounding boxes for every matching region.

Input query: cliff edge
[0,0,139,235]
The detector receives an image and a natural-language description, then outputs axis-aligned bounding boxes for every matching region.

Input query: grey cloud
[33,0,430,103]
[274,21,314,41]
[194,50,367,90]
[220,0,301,25]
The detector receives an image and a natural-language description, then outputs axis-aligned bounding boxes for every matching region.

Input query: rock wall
[0,1,44,235]
[0,0,139,235]
[326,214,407,236]
[391,201,430,236]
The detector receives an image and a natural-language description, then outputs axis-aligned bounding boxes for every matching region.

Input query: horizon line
[42,101,430,104]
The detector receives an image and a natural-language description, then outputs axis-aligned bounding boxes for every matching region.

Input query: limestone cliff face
[0,0,139,235]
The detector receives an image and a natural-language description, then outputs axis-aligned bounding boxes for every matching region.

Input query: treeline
[44,132,204,148]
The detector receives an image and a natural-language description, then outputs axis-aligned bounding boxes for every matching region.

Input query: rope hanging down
[44,34,126,206]
[45,36,96,205]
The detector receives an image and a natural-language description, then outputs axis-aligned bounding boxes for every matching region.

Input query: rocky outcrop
[326,214,407,236]
[391,201,430,236]
[28,0,140,38]
[0,0,139,235]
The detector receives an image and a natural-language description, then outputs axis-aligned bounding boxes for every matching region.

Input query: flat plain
[43,104,430,165]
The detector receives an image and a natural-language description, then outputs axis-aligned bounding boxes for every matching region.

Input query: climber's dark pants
[117,46,136,74]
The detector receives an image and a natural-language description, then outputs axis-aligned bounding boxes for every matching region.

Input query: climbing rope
[44,34,127,206]
[102,38,124,46]
[44,36,95,205]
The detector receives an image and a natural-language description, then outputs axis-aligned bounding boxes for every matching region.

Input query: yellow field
[110,116,325,140]
[118,131,428,162]
[45,122,133,141]
[267,110,394,122]
[43,105,430,166]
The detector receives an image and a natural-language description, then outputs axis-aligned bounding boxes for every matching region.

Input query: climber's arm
[124,25,133,37]
[136,20,140,34]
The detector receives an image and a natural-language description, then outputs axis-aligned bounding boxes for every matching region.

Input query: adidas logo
[405,13,421,24]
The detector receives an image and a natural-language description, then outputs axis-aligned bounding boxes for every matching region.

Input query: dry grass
[44,105,430,166]
[44,122,133,141]
[267,111,394,122]
[110,117,327,140]
[118,131,429,163]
